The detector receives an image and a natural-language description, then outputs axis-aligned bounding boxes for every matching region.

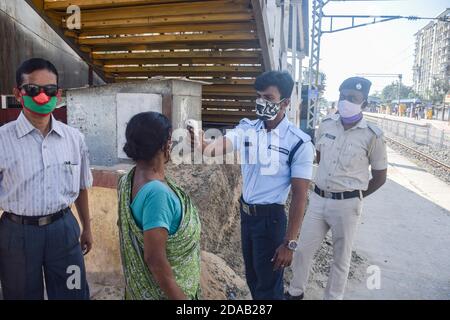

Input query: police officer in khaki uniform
[286,77,388,300]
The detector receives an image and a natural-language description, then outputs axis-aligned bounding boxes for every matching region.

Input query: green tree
[429,77,450,104]
[381,82,415,102]
[372,90,382,99]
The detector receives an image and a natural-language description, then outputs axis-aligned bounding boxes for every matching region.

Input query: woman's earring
[165,147,171,164]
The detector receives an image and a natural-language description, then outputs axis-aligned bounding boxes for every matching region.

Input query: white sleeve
[369,135,388,170]
[290,141,315,180]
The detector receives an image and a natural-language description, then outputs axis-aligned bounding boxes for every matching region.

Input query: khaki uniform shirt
[314,114,387,193]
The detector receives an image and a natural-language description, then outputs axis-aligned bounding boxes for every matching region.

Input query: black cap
[339,77,372,98]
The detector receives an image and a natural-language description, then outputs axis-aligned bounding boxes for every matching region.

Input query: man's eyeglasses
[19,84,59,98]
[339,93,364,104]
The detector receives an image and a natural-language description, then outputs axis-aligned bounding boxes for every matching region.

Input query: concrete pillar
[66,79,203,166]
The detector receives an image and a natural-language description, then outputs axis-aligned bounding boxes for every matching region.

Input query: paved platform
[346,147,450,299]
[365,112,450,132]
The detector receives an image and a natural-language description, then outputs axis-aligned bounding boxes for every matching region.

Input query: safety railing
[366,115,450,149]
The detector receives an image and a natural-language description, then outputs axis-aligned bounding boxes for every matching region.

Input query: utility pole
[397,74,403,116]
[307,0,325,132]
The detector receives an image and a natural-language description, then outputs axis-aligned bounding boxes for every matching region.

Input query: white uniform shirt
[226,116,315,205]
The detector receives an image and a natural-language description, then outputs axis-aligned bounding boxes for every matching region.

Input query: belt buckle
[242,202,257,216]
[38,216,50,227]
[242,202,250,215]
[324,191,333,199]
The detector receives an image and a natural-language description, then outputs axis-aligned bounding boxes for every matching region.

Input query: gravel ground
[384,131,450,184]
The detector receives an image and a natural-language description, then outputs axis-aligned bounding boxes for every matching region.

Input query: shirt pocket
[278,151,290,176]
[264,145,289,176]
[340,144,367,169]
[61,162,81,196]
[316,135,334,160]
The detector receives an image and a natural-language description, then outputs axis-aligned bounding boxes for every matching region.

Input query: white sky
[308,0,449,101]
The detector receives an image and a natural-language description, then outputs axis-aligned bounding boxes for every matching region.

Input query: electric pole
[306,0,448,133]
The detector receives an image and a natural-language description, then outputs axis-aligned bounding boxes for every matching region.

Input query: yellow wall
[72,187,124,288]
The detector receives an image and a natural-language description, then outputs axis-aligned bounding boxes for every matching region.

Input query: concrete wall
[72,184,124,288]
[0,0,103,95]
[67,80,203,166]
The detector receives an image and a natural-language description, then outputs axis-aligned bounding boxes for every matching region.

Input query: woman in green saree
[117,112,201,300]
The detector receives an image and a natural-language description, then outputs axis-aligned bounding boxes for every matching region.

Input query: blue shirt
[130,180,182,235]
[225,116,315,205]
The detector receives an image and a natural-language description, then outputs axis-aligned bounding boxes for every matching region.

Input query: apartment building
[413,8,450,100]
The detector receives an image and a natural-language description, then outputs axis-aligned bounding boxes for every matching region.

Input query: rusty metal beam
[75,12,255,30]
[44,0,210,11]
[77,32,258,46]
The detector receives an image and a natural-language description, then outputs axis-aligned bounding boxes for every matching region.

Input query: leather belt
[240,196,284,216]
[314,186,362,200]
[2,208,69,227]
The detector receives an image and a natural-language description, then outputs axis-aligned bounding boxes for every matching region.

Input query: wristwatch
[286,240,298,252]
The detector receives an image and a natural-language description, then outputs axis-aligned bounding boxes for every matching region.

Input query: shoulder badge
[288,125,312,143]
[239,118,260,127]
[322,113,339,122]
[367,122,383,137]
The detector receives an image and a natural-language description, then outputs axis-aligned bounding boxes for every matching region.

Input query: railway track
[385,136,450,172]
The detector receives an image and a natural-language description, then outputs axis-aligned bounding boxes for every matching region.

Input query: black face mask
[255,98,285,121]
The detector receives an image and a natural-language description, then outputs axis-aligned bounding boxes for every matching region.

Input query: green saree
[117,168,201,300]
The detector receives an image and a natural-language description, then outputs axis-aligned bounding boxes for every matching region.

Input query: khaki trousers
[288,191,363,300]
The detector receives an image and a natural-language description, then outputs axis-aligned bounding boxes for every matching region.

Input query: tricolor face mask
[19,84,59,116]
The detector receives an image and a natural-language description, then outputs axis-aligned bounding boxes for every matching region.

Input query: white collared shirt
[225,116,315,205]
[0,113,93,216]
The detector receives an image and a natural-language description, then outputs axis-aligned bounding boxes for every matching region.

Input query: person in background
[286,77,387,300]
[328,102,337,115]
[117,112,201,300]
[0,58,93,300]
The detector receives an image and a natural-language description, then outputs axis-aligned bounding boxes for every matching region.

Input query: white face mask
[337,100,363,118]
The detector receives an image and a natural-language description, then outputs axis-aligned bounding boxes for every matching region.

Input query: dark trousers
[240,203,287,300]
[0,210,89,300]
